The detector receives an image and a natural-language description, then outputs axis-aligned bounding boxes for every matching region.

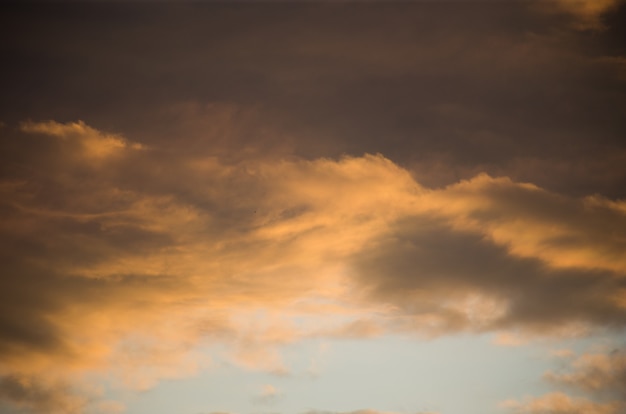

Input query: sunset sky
[1,1,625,414]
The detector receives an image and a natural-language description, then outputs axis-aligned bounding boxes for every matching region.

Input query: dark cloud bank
[1,1,625,195]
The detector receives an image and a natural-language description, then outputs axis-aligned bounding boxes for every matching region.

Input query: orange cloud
[0,375,124,414]
[2,120,626,412]
[502,392,621,414]
[420,175,626,274]
[20,120,141,160]
[544,350,626,397]
[503,347,626,414]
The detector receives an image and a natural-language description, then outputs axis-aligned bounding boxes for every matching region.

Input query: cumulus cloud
[0,375,86,414]
[350,175,626,337]
[2,120,626,411]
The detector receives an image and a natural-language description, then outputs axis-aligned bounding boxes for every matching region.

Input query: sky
[0,1,625,414]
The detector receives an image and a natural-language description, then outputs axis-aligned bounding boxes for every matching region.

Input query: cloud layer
[1,1,625,413]
[1,120,625,412]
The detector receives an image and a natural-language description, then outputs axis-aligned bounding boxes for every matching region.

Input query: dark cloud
[1,2,624,196]
[0,375,84,414]
[601,1,626,52]
[351,215,626,336]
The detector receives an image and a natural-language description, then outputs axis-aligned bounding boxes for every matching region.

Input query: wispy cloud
[544,349,626,397]
[503,347,626,414]
[253,384,282,405]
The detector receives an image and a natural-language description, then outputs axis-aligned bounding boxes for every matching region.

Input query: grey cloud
[1,2,624,197]
[351,215,626,335]
[0,375,84,414]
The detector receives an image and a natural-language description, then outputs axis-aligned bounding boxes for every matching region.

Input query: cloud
[0,375,124,414]
[0,375,86,414]
[253,384,282,405]
[1,121,415,409]
[19,120,141,160]
[544,350,626,398]
[502,392,621,414]
[2,2,626,212]
[503,348,626,414]
[537,0,623,29]
[2,120,626,411]
[422,175,626,274]
[3,1,625,199]
[0,2,625,413]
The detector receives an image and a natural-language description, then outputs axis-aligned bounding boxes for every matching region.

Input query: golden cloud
[544,350,626,397]
[503,347,625,414]
[1,120,626,412]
